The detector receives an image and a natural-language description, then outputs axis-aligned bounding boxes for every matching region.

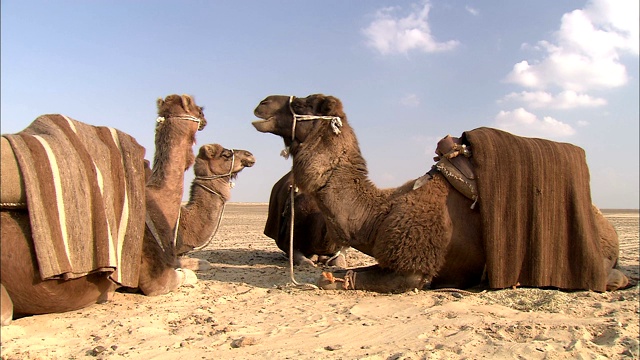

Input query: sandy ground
[1,205,638,360]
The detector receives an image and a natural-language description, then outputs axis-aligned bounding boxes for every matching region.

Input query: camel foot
[178,268,198,287]
[606,268,630,291]
[292,250,316,267]
[177,257,213,271]
[318,265,425,293]
[96,282,118,304]
[326,253,347,268]
[1,284,13,326]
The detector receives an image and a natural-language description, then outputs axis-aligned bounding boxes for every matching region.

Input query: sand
[1,205,638,360]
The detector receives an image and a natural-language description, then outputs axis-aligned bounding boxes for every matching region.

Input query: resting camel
[1,94,206,325]
[265,171,348,267]
[252,94,628,293]
[175,144,255,256]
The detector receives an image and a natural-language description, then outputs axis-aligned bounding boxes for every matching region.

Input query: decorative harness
[145,114,206,253]
[283,96,343,289]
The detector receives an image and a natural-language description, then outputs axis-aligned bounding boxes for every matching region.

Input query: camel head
[193,144,255,182]
[156,94,208,131]
[252,94,346,145]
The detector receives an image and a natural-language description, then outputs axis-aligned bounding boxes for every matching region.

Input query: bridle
[156,114,205,130]
[288,95,342,141]
[281,96,343,159]
[189,150,236,251]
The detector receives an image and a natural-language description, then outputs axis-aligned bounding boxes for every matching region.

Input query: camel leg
[318,265,425,293]
[1,284,13,326]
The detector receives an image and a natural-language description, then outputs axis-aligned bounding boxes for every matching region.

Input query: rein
[190,151,236,251]
[284,95,343,290]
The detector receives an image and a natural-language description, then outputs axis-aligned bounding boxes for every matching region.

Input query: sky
[1,1,638,209]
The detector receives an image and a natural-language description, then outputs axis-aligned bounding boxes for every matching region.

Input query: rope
[191,151,235,251]
[191,182,226,251]
[284,95,352,290]
[287,181,319,290]
[156,114,203,129]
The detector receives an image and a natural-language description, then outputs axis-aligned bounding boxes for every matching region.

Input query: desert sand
[1,205,638,360]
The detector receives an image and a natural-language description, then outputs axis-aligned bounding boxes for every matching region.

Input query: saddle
[413,135,478,207]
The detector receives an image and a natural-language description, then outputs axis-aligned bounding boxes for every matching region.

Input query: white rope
[190,151,235,251]
[191,183,226,251]
[156,114,203,129]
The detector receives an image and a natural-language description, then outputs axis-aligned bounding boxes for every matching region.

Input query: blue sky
[2,1,638,209]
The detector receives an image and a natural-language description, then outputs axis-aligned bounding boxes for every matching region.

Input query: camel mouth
[251,117,275,133]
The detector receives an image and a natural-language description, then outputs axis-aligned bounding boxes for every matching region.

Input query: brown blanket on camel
[3,115,147,287]
[462,127,606,292]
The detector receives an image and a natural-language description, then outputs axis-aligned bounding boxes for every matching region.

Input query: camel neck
[291,125,388,255]
[178,178,228,252]
[187,178,231,205]
[146,119,196,229]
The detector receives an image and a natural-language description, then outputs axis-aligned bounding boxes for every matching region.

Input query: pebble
[324,344,342,351]
[231,336,257,348]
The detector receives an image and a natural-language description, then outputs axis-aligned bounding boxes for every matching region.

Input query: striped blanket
[3,115,147,287]
[462,127,606,291]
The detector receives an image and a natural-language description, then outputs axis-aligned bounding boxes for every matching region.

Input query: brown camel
[175,144,255,256]
[0,94,207,324]
[265,171,348,267]
[252,94,628,293]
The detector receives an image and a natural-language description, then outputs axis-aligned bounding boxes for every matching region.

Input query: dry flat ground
[1,205,638,360]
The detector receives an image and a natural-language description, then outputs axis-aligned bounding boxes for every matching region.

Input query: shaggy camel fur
[0,94,206,325]
[265,171,348,267]
[175,144,255,256]
[252,94,628,293]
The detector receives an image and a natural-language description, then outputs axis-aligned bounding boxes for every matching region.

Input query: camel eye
[260,100,269,106]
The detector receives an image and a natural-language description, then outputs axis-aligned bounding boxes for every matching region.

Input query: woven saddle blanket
[462,127,606,292]
[3,115,147,287]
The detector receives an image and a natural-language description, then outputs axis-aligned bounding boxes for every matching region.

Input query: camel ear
[199,144,220,159]
[320,96,343,116]
[181,95,194,111]
[156,97,165,112]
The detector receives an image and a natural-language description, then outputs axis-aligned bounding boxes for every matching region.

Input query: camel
[0,94,207,324]
[252,94,629,293]
[175,144,255,256]
[265,171,348,267]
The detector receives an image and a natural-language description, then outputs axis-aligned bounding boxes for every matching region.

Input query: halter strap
[194,150,236,188]
[288,95,343,142]
[156,114,203,129]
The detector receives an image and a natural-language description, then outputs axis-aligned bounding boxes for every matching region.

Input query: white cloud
[500,90,607,109]
[505,0,639,92]
[400,93,420,106]
[363,1,459,55]
[465,6,479,16]
[493,108,576,138]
